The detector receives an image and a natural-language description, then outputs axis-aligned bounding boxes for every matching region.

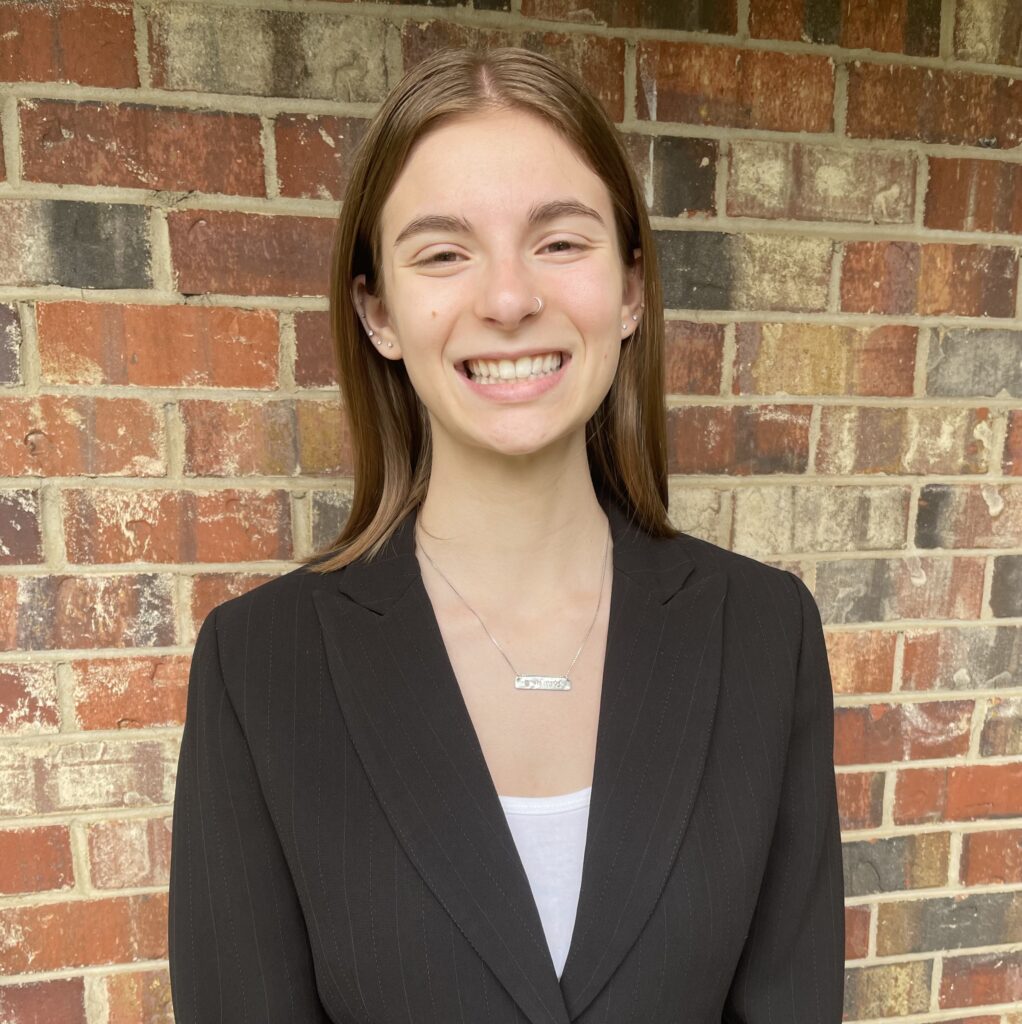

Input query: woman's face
[353,107,643,460]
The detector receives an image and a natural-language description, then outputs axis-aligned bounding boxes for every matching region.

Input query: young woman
[168,45,845,1023]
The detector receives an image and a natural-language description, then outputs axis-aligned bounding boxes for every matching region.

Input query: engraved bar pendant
[515,675,571,691]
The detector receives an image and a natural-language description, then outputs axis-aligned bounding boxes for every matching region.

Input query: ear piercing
[358,307,392,348]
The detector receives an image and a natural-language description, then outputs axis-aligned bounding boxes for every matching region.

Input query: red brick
[0,663,59,734]
[87,816,172,889]
[894,766,948,824]
[940,950,1022,1009]
[826,630,897,696]
[61,488,293,564]
[0,826,74,894]
[635,40,833,132]
[189,572,278,636]
[0,0,137,87]
[71,655,189,730]
[0,977,86,1023]
[926,157,1022,234]
[0,893,166,973]
[7,574,175,654]
[846,905,870,960]
[838,771,885,830]
[834,700,973,765]
[947,764,1022,821]
[104,966,173,1024]
[733,323,917,397]
[0,490,42,565]
[727,141,915,224]
[1007,411,1022,475]
[0,395,165,477]
[847,62,1022,148]
[275,113,368,200]
[37,301,280,388]
[961,828,1022,885]
[294,309,335,388]
[167,209,336,297]
[841,241,1017,318]
[817,405,992,475]
[20,100,265,195]
[664,321,724,395]
[667,404,812,475]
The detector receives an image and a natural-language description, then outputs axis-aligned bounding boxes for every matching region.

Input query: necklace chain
[415,516,612,689]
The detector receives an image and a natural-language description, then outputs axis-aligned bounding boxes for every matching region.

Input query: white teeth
[466,352,564,382]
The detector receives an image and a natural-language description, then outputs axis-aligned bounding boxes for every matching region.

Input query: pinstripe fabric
[168,495,845,1023]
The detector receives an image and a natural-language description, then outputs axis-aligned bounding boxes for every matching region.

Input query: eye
[416,240,588,266]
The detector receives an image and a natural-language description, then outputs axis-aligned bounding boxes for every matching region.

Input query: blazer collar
[312,493,727,1024]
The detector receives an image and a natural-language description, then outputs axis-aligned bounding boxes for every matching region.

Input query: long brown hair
[300,45,679,573]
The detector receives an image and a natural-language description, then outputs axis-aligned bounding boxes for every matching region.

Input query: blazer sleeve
[168,607,332,1024]
[721,571,845,1023]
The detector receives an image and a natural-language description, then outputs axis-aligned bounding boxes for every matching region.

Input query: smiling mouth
[458,352,569,382]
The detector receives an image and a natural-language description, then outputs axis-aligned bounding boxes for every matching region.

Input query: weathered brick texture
[3,0,1020,1018]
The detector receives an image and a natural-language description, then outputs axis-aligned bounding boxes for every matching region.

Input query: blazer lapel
[311,495,726,1024]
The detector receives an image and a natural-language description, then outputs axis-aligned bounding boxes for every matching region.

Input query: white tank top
[497,784,592,979]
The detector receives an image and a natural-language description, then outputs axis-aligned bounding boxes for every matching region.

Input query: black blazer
[168,494,845,1023]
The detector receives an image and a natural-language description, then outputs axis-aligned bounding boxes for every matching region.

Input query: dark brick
[877,891,1022,955]
[927,327,1022,397]
[149,6,390,103]
[916,483,1022,550]
[750,0,940,55]
[0,200,151,289]
[842,832,950,896]
[980,696,1022,756]
[0,491,42,565]
[903,625,1022,692]
[814,556,985,624]
[651,136,717,217]
[991,556,1022,617]
[0,303,22,385]
[310,488,354,555]
[522,0,737,32]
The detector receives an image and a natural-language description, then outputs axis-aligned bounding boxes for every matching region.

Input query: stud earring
[359,308,393,348]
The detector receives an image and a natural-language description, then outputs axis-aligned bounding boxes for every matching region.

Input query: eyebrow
[392,198,605,248]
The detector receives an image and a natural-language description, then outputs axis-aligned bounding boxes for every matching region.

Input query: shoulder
[203,552,342,637]
[670,529,811,656]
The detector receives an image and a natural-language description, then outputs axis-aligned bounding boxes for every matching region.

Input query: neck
[414,452,611,619]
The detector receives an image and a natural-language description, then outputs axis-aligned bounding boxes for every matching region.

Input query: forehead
[380,110,612,243]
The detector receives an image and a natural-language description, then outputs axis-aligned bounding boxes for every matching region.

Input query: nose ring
[531,296,543,315]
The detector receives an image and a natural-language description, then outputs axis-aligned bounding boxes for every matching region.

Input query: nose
[473,255,542,329]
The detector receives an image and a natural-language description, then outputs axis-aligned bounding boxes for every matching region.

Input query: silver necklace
[415,517,611,691]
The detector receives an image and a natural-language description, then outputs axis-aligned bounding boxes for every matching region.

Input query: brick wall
[1,0,1020,1021]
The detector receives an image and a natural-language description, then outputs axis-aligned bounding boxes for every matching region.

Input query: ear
[351,274,402,358]
[621,248,644,338]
